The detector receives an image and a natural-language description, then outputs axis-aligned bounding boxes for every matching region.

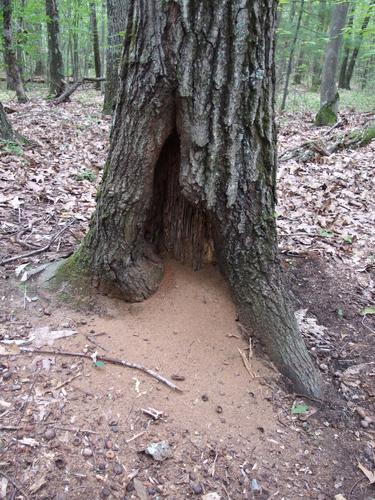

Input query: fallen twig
[0,220,75,266]
[126,431,146,443]
[238,348,256,378]
[51,425,98,435]
[49,372,82,392]
[12,348,183,392]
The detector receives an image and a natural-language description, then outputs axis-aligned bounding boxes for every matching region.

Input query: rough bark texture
[102,0,127,114]
[61,0,323,398]
[1,0,28,103]
[90,1,102,89]
[0,101,24,143]
[45,0,65,97]
[317,2,349,125]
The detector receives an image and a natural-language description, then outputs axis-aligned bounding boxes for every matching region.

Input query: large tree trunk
[316,2,349,126]
[1,0,28,103]
[58,0,323,398]
[90,1,102,90]
[45,0,65,97]
[102,0,127,114]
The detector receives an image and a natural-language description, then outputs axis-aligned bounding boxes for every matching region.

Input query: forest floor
[0,89,374,500]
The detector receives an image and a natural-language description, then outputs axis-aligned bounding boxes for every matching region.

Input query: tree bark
[102,0,127,114]
[90,1,102,90]
[343,0,374,90]
[45,0,65,97]
[316,2,349,125]
[0,101,24,143]
[1,0,28,103]
[59,0,323,398]
[338,3,355,90]
[311,0,328,91]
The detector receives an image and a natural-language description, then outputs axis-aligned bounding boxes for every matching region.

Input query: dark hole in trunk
[145,129,214,270]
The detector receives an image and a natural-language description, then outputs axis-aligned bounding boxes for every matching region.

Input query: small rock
[319,363,328,373]
[113,463,123,475]
[100,487,111,498]
[43,309,52,316]
[216,405,223,414]
[145,440,172,461]
[72,437,81,446]
[44,428,56,441]
[364,416,373,424]
[171,374,185,381]
[97,463,106,472]
[201,394,209,402]
[191,482,203,495]
[11,384,22,391]
[2,371,12,381]
[79,319,87,325]
[109,419,118,426]
[82,447,93,457]
[361,419,369,429]
[105,439,113,449]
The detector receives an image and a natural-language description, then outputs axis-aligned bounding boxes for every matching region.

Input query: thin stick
[238,348,256,378]
[126,431,146,443]
[50,372,82,392]
[0,220,75,265]
[0,471,29,499]
[16,348,183,392]
[51,425,98,435]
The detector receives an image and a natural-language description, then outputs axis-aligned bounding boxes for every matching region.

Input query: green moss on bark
[315,104,337,126]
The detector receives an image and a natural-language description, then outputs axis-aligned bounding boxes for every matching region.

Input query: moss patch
[315,104,337,126]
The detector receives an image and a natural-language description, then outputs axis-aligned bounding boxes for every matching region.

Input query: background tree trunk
[280,0,305,111]
[338,4,355,90]
[316,1,349,125]
[59,0,323,398]
[0,102,24,143]
[90,1,102,90]
[45,0,65,96]
[343,0,374,90]
[311,0,328,90]
[102,0,127,114]
[1,0,28,103]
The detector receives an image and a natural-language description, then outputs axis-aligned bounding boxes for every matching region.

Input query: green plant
[0,139,23,156]
[75,169,96,182]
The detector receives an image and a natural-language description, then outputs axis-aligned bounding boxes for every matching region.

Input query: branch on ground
[53,77,106,105]
[280,119,375,162]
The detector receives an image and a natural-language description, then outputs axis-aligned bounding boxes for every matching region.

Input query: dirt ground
[0,90,374,499]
